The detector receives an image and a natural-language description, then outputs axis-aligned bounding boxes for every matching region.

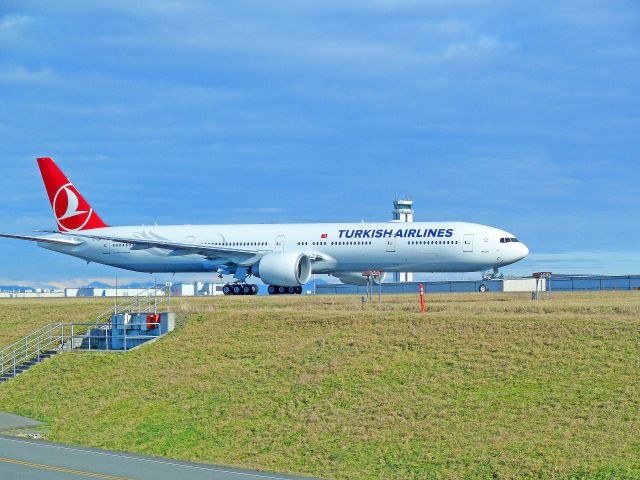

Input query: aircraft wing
[54,231,264,263]
[0,233,83,246]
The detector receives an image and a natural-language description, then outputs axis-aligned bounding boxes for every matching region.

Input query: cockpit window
[500,237,519,243]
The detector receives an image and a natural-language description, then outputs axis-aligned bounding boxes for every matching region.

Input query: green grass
[0,298,114,345]
[0,292,639,479]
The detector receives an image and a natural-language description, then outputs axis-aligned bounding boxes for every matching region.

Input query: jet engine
[333,271,386,286]
[252,252,312,286]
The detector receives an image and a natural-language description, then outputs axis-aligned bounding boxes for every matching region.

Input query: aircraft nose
[519,242,529,259]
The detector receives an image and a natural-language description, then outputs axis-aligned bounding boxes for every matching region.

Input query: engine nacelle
[333,271,387,286]
[252,252,312,287]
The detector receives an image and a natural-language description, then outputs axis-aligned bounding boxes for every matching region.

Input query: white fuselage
[39,221,529,275]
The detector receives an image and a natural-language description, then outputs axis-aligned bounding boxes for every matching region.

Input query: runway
[0,435,311,480]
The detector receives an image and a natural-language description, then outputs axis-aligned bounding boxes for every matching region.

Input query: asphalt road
[0,435,312,480]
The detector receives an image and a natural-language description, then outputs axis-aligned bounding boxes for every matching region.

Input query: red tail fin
[37,157,108,232]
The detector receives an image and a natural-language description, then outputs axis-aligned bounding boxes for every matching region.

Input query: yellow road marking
[0,456,134,479]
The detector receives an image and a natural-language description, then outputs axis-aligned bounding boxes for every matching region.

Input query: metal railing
[0,284,170,381]
[94,283,170,324]
[59,321,163,352]
[1,323,63,378]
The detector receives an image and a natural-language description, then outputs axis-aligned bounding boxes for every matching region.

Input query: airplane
[0,158,529,295]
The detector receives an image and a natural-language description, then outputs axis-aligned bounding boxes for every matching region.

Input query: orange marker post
[419,283,425,313]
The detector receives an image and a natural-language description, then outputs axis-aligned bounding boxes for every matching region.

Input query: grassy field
[0,292,638,479]
[0,298,114,346]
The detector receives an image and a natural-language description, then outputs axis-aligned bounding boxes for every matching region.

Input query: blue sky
[0,1,638,287]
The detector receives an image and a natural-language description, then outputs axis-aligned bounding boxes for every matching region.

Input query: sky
[0,1,638,287]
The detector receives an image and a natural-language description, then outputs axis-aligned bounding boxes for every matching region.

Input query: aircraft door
[463,234,474,252]
[275,234,285,252]
[386,237,396,252]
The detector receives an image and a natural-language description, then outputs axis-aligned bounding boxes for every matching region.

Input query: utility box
[108,312,175,350]
[502,278,545,292]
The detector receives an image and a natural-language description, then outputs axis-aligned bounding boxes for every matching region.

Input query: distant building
[65,288,164,298]
[391,198,414,283]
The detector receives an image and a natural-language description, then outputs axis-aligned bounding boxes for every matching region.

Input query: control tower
[392,198,414,283]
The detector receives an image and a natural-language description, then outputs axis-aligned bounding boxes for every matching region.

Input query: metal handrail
[1,324,61,366]
[1,323,65,376]
[0,322,63,353]
[94,284,168,323]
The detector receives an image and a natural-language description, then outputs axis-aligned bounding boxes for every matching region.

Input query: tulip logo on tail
[53,183,94,231]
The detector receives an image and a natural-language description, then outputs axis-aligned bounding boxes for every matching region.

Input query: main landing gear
[267,285,302,295]
[222,283,258,295]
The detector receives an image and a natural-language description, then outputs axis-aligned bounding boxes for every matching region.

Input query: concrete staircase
[0,350,58,384]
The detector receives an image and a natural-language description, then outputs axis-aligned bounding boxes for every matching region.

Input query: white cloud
[0,66,55,84]
[0,15,32,35]
[231,207,284,214]
[441,34,508,59]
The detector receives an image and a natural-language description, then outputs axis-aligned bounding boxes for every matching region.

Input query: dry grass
[0,291,639,479]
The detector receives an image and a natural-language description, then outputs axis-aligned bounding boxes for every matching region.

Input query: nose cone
[498,231,529,265]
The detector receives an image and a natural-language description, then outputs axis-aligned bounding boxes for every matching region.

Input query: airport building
[0,290,65,299]
[0,282,225,298]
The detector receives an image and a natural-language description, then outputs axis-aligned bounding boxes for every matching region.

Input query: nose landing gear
[481,267,504,281]
[478,267,504,293]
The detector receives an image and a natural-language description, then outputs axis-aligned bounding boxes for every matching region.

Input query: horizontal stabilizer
[0,233,83,246]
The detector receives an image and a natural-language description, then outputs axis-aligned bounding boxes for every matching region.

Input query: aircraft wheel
[478,284,487,293]
[232,284,243,295]
[295,286,302,294]
[268,285,276,295]
[222,285,231,295]
[287,286,296,294]
[278,286,286,294]
[250,284,259,295]
[242,284,252,295]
